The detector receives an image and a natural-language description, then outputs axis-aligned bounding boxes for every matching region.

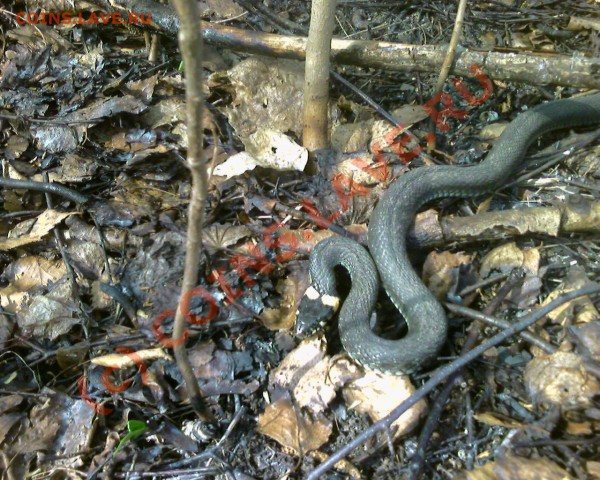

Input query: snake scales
[295,93,600,374]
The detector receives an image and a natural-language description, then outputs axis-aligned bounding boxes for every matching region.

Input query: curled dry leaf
[478,243,543,308]
[479,121,509,141]
[342,370,427,438]
[422,250,474,300]
[269,337,426,437]
[542,268,599,325]
[0,210,75,251]
[18,298,77,341]
[370,105,429,160]
[587,461,600,478]
[48,153,99,183]
[185,341,259,396]
[524,351,599,408]
[203,223,251,255]
[269,337,339,413]
[214,130,308,178]
[217,57,305,138]
[9,390,95,470]
[330,152,390,186]
[5,134,29,160]
[2,255,66,292]
[262,266,309,331]
[567,16,600,32]
[258,396,332,455]
[479,242,540,278]
[331,121,373,153]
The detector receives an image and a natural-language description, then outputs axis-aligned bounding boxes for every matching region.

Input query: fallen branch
[202,22,599,89]
[408,197,600,249]
[109,1,600,89]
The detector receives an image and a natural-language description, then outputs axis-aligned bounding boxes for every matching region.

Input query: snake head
[294,286,340,337]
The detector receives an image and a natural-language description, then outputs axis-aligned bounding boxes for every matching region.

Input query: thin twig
[303,0,337,151]
[41,172,78,290]
[306,283,600,479]
[428,0,469,150]
[445,303,557,354]
[170,0,214,422]
[0,177,88,204]
[0,111,104,125]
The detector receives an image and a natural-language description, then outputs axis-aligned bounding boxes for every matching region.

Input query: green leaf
[114,420,148,456]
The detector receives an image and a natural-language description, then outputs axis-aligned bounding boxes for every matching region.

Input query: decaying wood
[408,197,600,249]
[106,0,600,90]
[203,22,599,89]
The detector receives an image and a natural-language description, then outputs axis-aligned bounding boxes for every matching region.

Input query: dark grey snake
[295,93,600,374]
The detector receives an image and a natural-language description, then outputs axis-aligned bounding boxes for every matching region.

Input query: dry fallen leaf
[262,265,310,331]
[2,256,66,292]
[270,337,426,437]
[342,369,427,438]
[270,337,341,413]
[587,461,600,478]
[206,0,245,20]
[219,57,305,138]
[0,210,75,251]
[524,351,599,408]
[461,455,571,480]
[214,129,308,178]
[422,250,473,300]
[17,290,79,341]
[203,223,251,255]
[258,396,332,455]
[479,242,539,278]
[542,268,599,325]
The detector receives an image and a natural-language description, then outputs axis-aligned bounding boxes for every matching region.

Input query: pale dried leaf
[464,455,571,480]
[342,370,427,438]
[258,396,332,455]
[422,250,473,300]
[542,268,599,325]
[262,268,309,331]
[203,223,251,255]
[480,243,539,278]
[270,337,339,413]
[524,351,599,407]
[0,210,75,251]
[222,58,305,138]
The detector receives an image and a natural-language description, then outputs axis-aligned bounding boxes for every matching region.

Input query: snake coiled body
[297,94,600,374]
